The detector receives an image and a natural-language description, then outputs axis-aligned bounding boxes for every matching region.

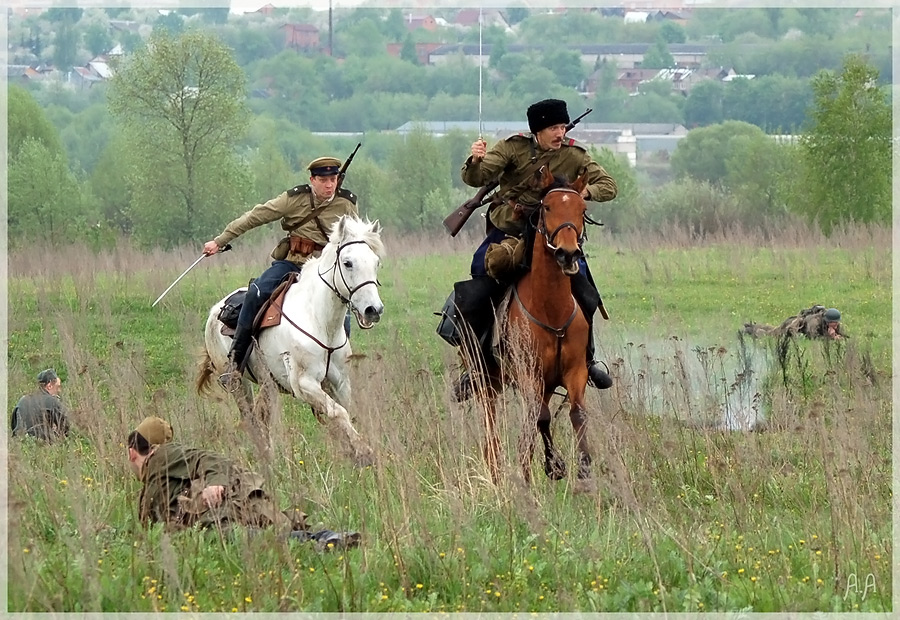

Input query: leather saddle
[218,272,301,338]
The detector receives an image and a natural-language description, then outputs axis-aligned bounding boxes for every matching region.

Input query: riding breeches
[236,260,302,329]
[236,259,352,337]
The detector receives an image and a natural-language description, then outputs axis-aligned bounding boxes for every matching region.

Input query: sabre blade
[152,253,206,307]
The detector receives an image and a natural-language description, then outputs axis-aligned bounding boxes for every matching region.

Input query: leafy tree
[724,133,791,218]
[153,12,185,36]
[798,54,890,232]
[8,85,62,159]
[383,9,408,42]
[641,37,674,69]
[44,8,83,23]
[659,21,687,44]
[248,131,296,201]
[620,91,683,124]
[8,138,82,244]
[52,22,80,71]
[488,37,507,69]
[670,120,767,185]
[108,30,251,246]
[88,132,134,234]
[540,47,586,90]
[505,7,529,25]
[683,80,724,127]
[588,148,640,232]
[336,18,387,58]
[387,128,452,231]
[83,22,113,56]
[400,34,419,65]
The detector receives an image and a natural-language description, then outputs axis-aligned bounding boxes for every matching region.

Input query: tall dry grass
[5,221,892,612]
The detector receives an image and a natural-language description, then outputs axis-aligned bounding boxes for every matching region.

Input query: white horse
[197,215,385,462]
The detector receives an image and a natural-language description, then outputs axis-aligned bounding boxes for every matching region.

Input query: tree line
[7,29,890,251]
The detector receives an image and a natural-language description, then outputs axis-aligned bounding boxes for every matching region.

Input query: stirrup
[218,365,244,393]
[451,371,474,403]
[587,361,613,390]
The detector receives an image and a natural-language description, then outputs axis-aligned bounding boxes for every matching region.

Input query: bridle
[317,239,381,305]
[536,188,586,252]
[511,187,586,379]
[268,238,380,375]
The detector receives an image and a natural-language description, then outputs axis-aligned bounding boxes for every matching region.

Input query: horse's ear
[333,214,348,240]
[572,170,589,196]
[533,165,554,189]
[369,219,382,235]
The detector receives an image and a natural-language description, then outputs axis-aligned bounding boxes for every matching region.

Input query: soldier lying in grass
[743,305,845,340]
[126,416,359,550]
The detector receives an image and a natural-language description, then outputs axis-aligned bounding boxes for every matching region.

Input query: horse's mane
[538,175,574,199]
[325,215,386,259]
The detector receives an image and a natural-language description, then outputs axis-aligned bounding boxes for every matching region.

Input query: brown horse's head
[534,166,588,275]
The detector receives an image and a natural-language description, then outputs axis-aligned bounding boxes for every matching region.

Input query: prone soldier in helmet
[743,305,845,340]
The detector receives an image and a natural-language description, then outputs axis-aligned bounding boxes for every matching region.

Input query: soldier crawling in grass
[126,416,360,549]
[743,305,845,340]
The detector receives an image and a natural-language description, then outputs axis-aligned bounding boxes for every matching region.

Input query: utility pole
[328,0,333,57]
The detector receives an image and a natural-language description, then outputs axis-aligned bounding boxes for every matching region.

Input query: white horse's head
[326,215,385,329]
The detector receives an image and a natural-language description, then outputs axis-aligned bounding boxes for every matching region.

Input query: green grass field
[6,224,891,612]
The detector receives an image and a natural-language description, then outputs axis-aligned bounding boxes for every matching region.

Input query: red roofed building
[281,23,320,50]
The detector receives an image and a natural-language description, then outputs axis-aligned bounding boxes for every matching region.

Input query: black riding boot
[586,322,613,390]
[219,324,254,391]
[449,276,506,402]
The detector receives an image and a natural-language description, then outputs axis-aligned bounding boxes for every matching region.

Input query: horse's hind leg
[232,380,272,454]
[538,399,567,480]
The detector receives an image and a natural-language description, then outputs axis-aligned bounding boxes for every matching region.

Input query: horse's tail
[196,347,216,395]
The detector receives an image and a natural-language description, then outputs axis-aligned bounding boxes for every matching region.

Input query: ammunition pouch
[289,236,322,256]
[271,237,290,260]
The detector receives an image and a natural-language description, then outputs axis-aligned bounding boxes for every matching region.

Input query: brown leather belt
[289,236,324,256]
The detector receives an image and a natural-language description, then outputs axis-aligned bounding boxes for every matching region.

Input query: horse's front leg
[283,353,373,467]
[538,398,567,480]
[568,399,596,493]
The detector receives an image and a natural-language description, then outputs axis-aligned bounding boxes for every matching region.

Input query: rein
[511,285,578,380]
[269,238,378,375]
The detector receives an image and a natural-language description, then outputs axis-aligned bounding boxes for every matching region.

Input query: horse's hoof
[544,455,567,480]
[573,477,597,495]
[352,448,375,468]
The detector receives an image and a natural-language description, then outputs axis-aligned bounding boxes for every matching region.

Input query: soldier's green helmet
[823,308,841,322]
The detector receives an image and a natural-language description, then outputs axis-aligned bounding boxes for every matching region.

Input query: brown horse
[469,166,594,487]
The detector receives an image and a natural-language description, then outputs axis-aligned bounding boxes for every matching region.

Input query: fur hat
[527,99,570,134]
[307,157,342,177]
[134,416,174,446]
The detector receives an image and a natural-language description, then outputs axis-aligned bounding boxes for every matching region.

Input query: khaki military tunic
[461,134,617,236]
[214,186,359,266]
[138,442,305,532]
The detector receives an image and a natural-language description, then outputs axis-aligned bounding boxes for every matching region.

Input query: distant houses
[394,121,690,167]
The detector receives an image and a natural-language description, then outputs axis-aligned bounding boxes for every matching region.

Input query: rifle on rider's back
[442,107,593,237]
[336,142,362,193]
